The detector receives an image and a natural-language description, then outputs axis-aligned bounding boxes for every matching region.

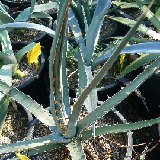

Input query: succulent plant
[0,0,160,159]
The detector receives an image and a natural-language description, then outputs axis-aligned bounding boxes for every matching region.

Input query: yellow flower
[120,54,126,70]
[15,152,31,160]
[27,43,42,70]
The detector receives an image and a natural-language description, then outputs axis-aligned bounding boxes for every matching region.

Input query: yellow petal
[27,43,42,69]
[120,54,126,70]
[15,152,30,160]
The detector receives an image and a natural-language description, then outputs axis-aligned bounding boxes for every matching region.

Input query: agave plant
[110,0,160,75]
[0,0,160,159]
[0,0,56,151]
[0,0,58,81]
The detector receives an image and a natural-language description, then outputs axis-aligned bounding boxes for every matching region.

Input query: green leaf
[0,22,55,37]
[85,0,111,65]
[92,40,120,68]
[68,9,86,58]
[61,36,71,117]
[75,47,87,95]
[137,1,160,31]
[80,117,160,141]
[0,80,55,127]
[0,80,11,96]
[15,42,36,63]
[68,9,83,40]
[0,11,14,23]
[0,65,11,133]
[120,54,160,76]
[0,3,8,12]
[70,0,85,32]
[93,42,160,68]
[0,21,14,56]
[0,64,12,86]
[16,9,52,22]
[77,56,160,133]
[0,97,8,132]
[66,7,150,138]
[84,66,97,113]
[15,8,32,22]
[30,12,52,19]
[0,133,70,154]
[139,0,160,5]
[49,0,69,128]
[111,16,160,40]
[0,3,13,23]
[33,2,58,12]
[10,88,55,127]
[14,0,36,22]
[23,144,64,157]
[122,42,160,53]
[67,140,87,160]
[112,1,139,8]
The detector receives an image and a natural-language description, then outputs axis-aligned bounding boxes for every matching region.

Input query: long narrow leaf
[68,9,86,58]
[61,38,71,117]
[15,0,36,22]
[79,117,160,141]
[10,88,55,127]
[49,0,69,127]
[0,133,70,154]
[23,144,63,157]
[34,2,58,12]
[15,42,36,63]
[0,80,11,95]
[84,66,97,112]
[0,65,11,129]
[81,0,91,26]
[85,0,111,65]
[120,54,160,76]
[21,145,63,159]
[93,42,160,67]
[75,47,87,95]
[112,1,138,9]
[67,140,86,160]
[137,0,160,31]
[68,9,84,42]
[0,65,12,86]
[8,144,64,160]
[0,22,55,37]
[30,12,51,19]
[0,81,55,127]
[0,21,14,56]
[111,16,160,40]
[0,11,14,23]
[77,56,160,133]
[65,1,152,138]
[0,97,8,132]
